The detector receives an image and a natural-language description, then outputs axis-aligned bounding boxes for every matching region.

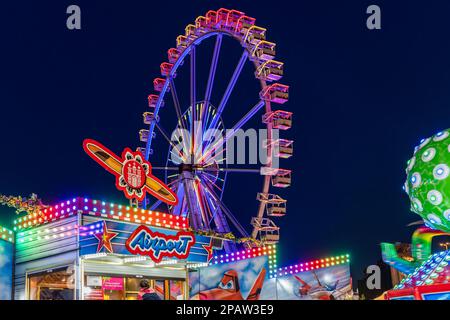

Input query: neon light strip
[207,245,278,278]
[13,197,187,231]
[16,223,106,243]
[396,250,450,289]
[277,254,351,277]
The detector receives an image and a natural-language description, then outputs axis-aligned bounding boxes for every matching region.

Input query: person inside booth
[138,280,161,300]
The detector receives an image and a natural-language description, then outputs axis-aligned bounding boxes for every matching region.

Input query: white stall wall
[14,215,79,300]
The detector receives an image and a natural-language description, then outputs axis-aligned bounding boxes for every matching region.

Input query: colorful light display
[208,245,277,278]
[396,250,450,289]
[277,254,350,277]
[0,225,14,243]
[404,129,450,232]
[13,197,188,232]
[16,224,79,243]
[384,250,450,300]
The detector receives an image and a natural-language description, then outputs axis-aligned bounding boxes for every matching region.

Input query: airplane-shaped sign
[83,139,178,205]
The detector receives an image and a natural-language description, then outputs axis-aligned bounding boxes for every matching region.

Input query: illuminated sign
[125,225,195,263]
[83,139,178,205]
[79,220,216,264]
[102,277,124,291]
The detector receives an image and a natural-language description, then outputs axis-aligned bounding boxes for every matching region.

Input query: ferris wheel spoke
[207,50,249,134]
[199,173,224,193]
[195,180,214,230]
[169,78,190,157]
[151,166,178,171]
[169,78,185,128]
[220,99,266,149]
[153,121,187,163]
[171,177,185,216]
[226,100,266,138]
[166,177,181,188]
[149,200,162,211]
[201,171,225,183]
[200,178,225,217]
[203,104,213,133]
[201,100,265,163]
[200,177,249,238]
[220,171,228,201]
[202,34,223,128]
[190,47,197,162]
[201,190,237,252]
[204,35,223,105]
[216,168,261,174]
[203,190,228,233]
[190,47,196,116]
[181,175,205,229]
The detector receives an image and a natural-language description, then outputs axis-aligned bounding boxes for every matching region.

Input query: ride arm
[381,242,418,274]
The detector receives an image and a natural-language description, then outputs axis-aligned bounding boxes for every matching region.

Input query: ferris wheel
[138,8,293,250]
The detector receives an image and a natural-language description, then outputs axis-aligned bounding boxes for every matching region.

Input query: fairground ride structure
[138,8,293,251]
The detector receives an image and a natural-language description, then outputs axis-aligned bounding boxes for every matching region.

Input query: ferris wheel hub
[179,163,194,174]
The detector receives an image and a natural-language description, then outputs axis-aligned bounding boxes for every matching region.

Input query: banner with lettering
[79,220,218,264]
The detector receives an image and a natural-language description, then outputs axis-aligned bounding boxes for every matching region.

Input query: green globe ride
[405,129,450,232]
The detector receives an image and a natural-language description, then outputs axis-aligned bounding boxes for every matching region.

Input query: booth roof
[13,197,188,232]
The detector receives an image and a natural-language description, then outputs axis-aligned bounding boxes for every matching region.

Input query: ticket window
[28,267,75,300]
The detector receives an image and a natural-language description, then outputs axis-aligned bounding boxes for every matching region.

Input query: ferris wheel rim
[141,12,289,247]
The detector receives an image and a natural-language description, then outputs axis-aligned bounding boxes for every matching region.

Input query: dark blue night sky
[2,1,450,280]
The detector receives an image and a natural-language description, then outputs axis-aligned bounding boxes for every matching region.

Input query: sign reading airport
[125,225,196,263]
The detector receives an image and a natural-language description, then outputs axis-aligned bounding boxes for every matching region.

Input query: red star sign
[202,239,214,263]
[94,223,118,253]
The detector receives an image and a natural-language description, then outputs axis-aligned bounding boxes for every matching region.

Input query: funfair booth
[12,197,220,300]
[2,195,353,300]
